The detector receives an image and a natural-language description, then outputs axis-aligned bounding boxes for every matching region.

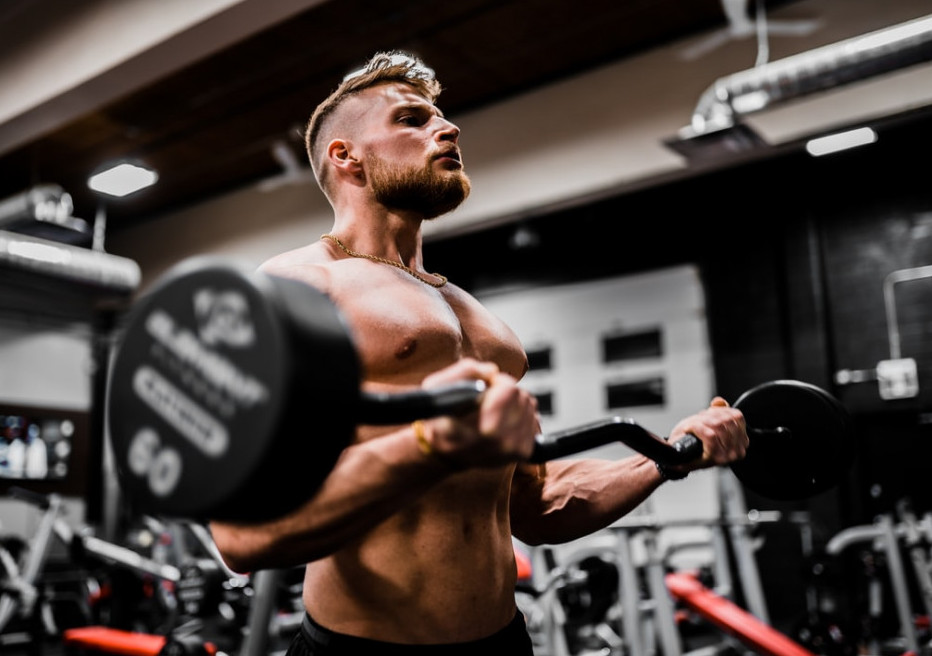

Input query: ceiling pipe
[676,13,932,142]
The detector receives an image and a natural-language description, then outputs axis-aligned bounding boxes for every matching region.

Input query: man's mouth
[435,149,461,164]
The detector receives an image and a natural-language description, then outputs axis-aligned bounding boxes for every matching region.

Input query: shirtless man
[209,51,749,654]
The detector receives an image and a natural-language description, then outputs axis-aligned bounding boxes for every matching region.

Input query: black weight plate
[731,380,852,501]
[107,257,360,520]
[253,271,362,519]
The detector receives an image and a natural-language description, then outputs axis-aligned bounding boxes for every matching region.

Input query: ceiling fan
[679,0,822,63]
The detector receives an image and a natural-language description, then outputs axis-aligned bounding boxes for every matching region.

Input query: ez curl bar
[105,258,856,522]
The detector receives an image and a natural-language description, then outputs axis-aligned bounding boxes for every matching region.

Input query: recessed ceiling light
[805,127,877,157]
[88,162,159,197]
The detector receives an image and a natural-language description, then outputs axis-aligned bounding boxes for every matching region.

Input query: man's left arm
[508,455,663,546]
[508,400,748,545]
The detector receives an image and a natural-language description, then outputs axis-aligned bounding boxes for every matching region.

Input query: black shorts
[285,609,534,655]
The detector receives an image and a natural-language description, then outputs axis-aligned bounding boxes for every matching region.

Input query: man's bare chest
[336,284,525,384]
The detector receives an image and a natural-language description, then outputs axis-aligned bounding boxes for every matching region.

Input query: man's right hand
[418,358,540,469]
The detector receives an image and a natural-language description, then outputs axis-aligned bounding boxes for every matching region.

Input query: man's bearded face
[367,152,471,219]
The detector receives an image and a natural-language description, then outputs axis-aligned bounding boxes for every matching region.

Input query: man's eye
[399,115,421,126]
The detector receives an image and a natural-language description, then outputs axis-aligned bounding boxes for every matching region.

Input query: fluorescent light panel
[806,127,877,157]
[88,162,158,197]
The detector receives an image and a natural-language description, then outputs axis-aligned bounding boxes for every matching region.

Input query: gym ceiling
[1,0,931,240]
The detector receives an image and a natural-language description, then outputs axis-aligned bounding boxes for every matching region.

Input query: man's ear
[327,140,362,177]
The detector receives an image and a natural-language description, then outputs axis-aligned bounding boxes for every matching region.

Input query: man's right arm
[209,359,540,572]
[209,422,454,572]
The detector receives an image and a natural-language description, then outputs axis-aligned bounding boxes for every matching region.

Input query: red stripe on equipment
[665,572,817,656]
[62,627,166,655]
[514,544,533,580]
[62,626,218,656]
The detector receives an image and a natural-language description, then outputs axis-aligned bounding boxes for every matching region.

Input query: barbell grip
[359,386,708,466]
[357,380,487,425]
[528,417,703,464]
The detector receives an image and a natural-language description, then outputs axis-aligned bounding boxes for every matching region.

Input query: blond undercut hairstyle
[304,51,443,199]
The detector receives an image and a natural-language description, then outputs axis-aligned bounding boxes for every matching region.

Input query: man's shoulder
[259,243,334,289]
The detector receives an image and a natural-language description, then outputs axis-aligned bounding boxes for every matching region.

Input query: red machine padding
[62,627,166,656]
[665,572,816,656]
[62,626,217,656]
[514,543,533,581]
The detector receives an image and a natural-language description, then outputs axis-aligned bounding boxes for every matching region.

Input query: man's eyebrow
[395,101,443,119]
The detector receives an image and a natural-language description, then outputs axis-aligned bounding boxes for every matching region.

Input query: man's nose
[436,118,460,142]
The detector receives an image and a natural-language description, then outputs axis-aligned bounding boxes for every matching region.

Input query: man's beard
[368,154,471,219]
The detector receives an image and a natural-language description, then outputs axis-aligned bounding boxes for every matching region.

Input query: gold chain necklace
[320,234,448,288]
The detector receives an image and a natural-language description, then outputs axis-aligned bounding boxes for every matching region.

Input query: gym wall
[477,266,718,522]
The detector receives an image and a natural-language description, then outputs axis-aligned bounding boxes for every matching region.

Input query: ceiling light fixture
[88,162,159,197]
[805,127,877,157]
